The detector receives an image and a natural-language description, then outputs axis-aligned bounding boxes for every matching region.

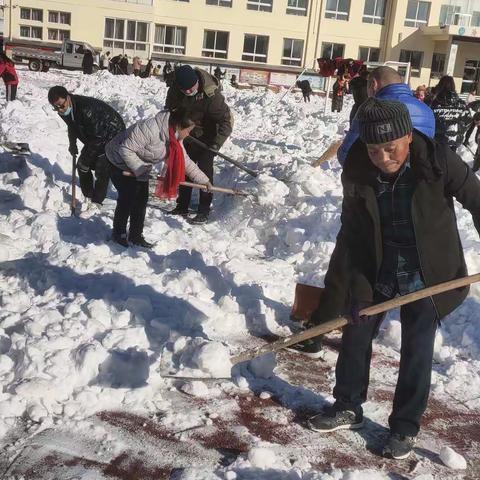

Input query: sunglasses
[52,99,68,111]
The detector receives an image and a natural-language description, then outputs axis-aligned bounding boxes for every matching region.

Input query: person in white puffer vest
[106,108,212,248]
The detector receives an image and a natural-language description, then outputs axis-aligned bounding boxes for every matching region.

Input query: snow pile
[190,341,233,377]
[256,173,290,206]
[247,446,278,469]
[248,352,277,379]
[439,446,467,470]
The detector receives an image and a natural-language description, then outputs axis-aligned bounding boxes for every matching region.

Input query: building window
[431,52,446,77]
[439,5,460,25]
[104,18,149,52]
[472,11,480,27]
[206,0,232,6]
[19,25,42,39]
[202,30,229,58]
[325,0,350,20]
[48,29,70,41]
[321,42,344,59]
[404,1,430,27]
[20,8,43,22]
[247,0,273,12]
[287,0,308,16]
[242,34,269,63]
[154,24,187,54]
[359,46,380,62]
[48,11,71,25]
[363,0,386,24]
[399,49,423,77]
[282,38,304,66]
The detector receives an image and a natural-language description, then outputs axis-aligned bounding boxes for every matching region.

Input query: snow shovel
[185,136,259,178]
[71,154,77,216]
[312,140,342,167]
[230,272,480,365]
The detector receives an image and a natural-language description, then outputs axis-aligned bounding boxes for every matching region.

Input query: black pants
[176,141,214,214]
[333,296,438,437]
[473,148,480,172]
[303,93,311,102]
[6,84,17,101]
[110,164,149,239]
[78,154,110,205]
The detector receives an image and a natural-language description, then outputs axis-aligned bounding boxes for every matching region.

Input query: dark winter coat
[332,81,347,111]
[348,75,368,121]
[312,130,480,324]
[165,68,233,147]
[0,59,19,86]
[61,95,126,168]
[426,91,471,151]
[82,51,94,75]
[297,80,313,95]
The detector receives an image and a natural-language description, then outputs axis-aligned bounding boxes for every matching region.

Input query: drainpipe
[8,0,13,42]
[312,0,324,68]
[302,0,315,68]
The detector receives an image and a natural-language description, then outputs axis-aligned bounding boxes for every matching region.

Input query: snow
[439,446,468,470]
[0,66,479,478]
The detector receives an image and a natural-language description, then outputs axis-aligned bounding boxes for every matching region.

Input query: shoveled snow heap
[0,67,480,478]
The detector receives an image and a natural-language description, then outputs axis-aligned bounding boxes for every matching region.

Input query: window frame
[103,18,150,53]
[206,0,233,6]
[19,25,43,39]
[362,0,386,24]
[246,0,273,12]
[321,41,345,59]
[48,10,71,25]
[358,46,380,62]
[202,29,229,59]
[281,38,304,66]
[20,7,43,22]
[286,0,308,16]
[48,28,70,41]
[404,1,430,28]
[153,24,187,55]
[399,49,424,77]
[325,0,350,21]
[242,33,269,63]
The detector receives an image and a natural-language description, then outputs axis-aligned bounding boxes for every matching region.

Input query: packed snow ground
[0,67,479,478]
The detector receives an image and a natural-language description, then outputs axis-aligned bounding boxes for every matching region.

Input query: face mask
[60,106,72,117]
[184,89,197,97]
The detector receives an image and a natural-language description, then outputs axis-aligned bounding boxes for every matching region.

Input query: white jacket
[106,110,209,184]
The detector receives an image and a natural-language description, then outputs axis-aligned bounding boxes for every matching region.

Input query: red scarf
[155,127,186,199]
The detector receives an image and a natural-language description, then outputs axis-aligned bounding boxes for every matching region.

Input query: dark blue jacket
[338,83,436,165]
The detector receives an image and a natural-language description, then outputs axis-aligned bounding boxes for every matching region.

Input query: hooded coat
[165,68,233,148]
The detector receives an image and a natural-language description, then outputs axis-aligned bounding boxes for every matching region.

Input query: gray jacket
[106,110,210,183]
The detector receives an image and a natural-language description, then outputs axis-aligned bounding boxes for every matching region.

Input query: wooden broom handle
[360,273,480,316]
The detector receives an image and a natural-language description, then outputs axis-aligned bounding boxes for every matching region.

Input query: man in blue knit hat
[165,64,233,224]
[305,97,480,460]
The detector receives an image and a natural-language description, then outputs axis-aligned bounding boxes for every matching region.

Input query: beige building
[2,0,480,90]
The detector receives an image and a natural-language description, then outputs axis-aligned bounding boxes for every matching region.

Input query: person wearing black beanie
[165,64,233,224]
[299,97,480,460]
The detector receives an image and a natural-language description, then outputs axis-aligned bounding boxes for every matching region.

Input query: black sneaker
[382,433,416,460]
[168,206,189,217]
[308,406,364,433]
[287,337,323,359]
[188,212,209,225]
[129,235,154,249]
[112,232,128,247]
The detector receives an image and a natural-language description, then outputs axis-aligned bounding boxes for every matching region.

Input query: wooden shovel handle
[360,273,480,316]
[230,317,349,365]
[181,181,249,196]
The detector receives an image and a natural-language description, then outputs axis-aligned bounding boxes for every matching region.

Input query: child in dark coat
[332,76,347,113]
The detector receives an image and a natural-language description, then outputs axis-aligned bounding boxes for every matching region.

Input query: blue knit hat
[175,65,198,90]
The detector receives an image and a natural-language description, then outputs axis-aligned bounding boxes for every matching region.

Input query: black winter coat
[426,91,471,150]
[313,131,480,323]
[349,75,368,106]
[82,51,94,75]
[62,95,126,168]
[165,68,233,147]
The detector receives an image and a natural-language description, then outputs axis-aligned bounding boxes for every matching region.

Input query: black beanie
[357,98,413,144]
[175,65,198,90]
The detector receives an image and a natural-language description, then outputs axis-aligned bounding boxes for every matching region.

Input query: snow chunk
[382,320,401,351]
[191,341,232,377]
[439,446,467,470]
[247,446,277,469]
[248,353,276,379]
[0,355,14,375]
[180,381,209,397]
[256,174,289,206]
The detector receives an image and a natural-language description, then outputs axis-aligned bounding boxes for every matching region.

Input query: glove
[349,301,372,325]
[69,144,78,156]
[205,181,213,192]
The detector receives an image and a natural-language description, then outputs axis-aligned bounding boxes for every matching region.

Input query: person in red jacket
[0,53,19,101]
